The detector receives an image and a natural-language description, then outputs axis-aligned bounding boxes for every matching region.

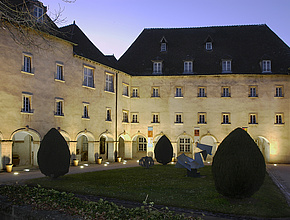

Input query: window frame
[175,87,183,97]
[198,87,207,98]
[160,43,167,52]
[222,113,231,124]
[249,113,258,124]
[54,98,64,117]
[249,85,258,98]
[153,62,162,74]
[206,42,212,51]
[122,110,129,123]
[21,92,34,114]
[33,5,44,22]
[175,113,183,124]
[83,66,95,88]
[184,61,193,73]
[198,112,207,124]
[275,85,284,97]
[22,53,33,75]
[82,102,90,119]
[221,86,231,97]
[262,60,271,73]
[275,113,284,125]
[106,108,112,122]
[152,113,160,123]
[222,60,232,73]
[105,72,114,92]
[179,138,191,153]
[55,63,64,81]
[131,87,139,98]
[151,87,160,98]
[131,112,139,123]
[122,83,129,97]
[138,137,147,151]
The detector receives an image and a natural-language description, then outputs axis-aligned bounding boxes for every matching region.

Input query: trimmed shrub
[154,135,173,165]
[212,127,266,198]
[37,128,70,178]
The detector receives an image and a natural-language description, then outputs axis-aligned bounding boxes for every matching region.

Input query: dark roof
[59,24,117,68]
[118,25,290,76]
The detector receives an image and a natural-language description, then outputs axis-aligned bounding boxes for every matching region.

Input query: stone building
[0,1,289,169]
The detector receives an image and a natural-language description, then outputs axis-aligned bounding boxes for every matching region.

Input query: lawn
[25,164,290,218]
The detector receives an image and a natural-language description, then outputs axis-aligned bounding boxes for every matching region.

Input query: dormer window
[222,60,232,73]
[262,60,271,73]
[160,37,168,52]
[153,62,162,74]
[184,61,193,73]
[161,43,167,52]
[206,42,212,51]
[33,5,44,22]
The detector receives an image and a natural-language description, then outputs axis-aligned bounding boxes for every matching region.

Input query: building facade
[0,1,289,169]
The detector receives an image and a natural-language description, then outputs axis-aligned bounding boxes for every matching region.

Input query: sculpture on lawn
[139,156,154,168]
[175,143,212,177]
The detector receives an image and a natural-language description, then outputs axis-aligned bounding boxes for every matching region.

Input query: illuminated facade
[0,1,289,169]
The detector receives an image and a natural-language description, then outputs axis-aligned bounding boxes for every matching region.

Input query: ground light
[24,169,30,172]
[13,172,19,175]
[274,164,277,166]
[80,166,84,169]
[84,164,89,166]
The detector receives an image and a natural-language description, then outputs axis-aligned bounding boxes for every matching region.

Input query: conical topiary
[154,135,173,165]
[37,128,70,178]
[212,127,266,198]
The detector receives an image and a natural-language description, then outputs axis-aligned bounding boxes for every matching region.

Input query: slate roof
[59,24,117,68]
[118,25,290,76]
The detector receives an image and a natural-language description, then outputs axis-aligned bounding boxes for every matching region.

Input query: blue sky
[43,0,290,59]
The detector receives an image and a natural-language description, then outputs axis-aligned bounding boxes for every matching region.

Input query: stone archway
[99,134,114,160]
[76,131,95,162]
[11,129,41,166]
[118,133,132,160]
[256,136,270,163]
[200,135,218,161]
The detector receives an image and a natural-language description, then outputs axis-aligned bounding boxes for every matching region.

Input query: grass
[25,164,290,218]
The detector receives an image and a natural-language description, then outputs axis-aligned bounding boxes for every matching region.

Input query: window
[249,113,258,124]
[175,113,183,124]
[153,62,162,74]
[262,60,271,73]
[275,86,283,97]
[106,108,112,121]
[206,42,212,51]
[122,110,129,123]
[222,86,231,97]
[132,113,139,123]
[131,87,139,98]
[83,66,94,88]
[122,83,129,96]
[275,113,284,124]
[23,54,32,74]
[184,61,193,73]
[152,87,160,97]
[55,98,64,116]
[175,87,183,97]
[82,103,89,119]
[105,73,114,92]
[179,138,191,152]
[222,60,231,73]
[138,137,147,151]
[222,113,230,124]
[198,87,207,97]
[161,43,167,52]
[198,113,206,124]
[33,5,44,22]
[249,86,258,97]
[21,92,33,113]
[152,113,159,123]
[55,64,64,81]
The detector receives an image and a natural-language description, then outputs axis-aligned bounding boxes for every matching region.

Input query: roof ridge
[144,24,267,30]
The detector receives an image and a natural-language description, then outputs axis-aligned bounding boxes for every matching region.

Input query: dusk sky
[43,0,290,59]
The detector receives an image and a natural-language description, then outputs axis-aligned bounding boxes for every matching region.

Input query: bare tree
[0,0,74,49]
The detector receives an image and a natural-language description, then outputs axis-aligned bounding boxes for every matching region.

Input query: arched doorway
[200,135,218,161]
[118,136,125,159]
[256,136,270,163]
[76,135,88,161]
[11,129,41,166]
[132,135,147,159]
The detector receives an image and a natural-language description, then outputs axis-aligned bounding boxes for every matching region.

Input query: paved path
[267,164,290,206]
[0,160,140,184]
